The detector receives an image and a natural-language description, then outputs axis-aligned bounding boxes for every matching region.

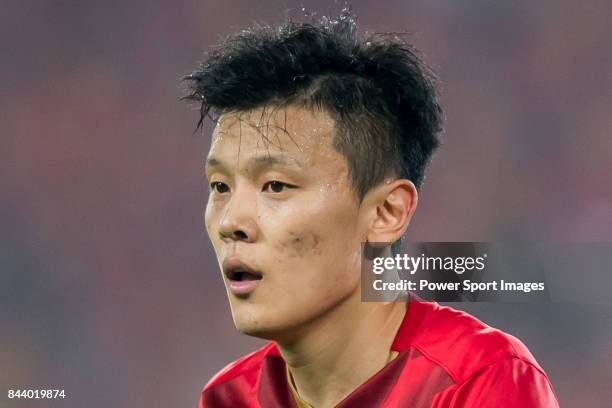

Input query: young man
[184,11,559,408]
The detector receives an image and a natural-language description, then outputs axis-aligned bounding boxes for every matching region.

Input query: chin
[231,308,300,341]
[235,325,277,340]
[233,320,285,340]
[230,307,276,339]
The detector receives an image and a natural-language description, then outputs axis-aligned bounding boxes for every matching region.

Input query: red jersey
[199,300,559,407]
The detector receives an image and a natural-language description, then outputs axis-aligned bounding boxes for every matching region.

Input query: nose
[217,187,258,243]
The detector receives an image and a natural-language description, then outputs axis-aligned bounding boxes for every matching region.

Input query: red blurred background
[1,1,611,407]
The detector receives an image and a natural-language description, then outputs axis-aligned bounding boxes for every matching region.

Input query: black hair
[183,9,443,199]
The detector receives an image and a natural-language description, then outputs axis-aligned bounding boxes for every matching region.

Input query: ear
[363,179,418,245]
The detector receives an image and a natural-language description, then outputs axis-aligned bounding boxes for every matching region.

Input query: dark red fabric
[335,351,409,407]
[199,299,559,407]
[257,355,298,408]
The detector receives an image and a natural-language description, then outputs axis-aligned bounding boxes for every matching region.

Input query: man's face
[204,105,367,340]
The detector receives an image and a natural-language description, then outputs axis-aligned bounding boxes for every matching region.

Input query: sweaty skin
[204,105,416,407]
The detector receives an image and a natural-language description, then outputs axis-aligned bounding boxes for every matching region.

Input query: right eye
[210,181,230,194]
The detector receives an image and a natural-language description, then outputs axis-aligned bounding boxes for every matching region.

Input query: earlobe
[366,180,418,244]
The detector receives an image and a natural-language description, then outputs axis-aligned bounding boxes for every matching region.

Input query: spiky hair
[184,9,443,198]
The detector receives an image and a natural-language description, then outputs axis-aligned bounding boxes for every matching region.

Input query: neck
[277,290,407,408]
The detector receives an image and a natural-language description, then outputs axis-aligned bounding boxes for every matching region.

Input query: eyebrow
[205,154,305,172]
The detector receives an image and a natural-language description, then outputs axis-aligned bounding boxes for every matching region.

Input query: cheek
[204,202,213,232]
[285,230,323,258]
[278,190,357,248]
[274,226,361,309]
[204,200,221,245]
[268,206,358,264]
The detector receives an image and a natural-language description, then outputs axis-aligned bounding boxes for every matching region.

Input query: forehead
[208,105,340,166]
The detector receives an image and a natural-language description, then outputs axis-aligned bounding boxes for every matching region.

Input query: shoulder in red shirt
[200,299,559,407]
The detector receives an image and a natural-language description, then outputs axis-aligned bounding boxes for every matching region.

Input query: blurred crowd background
[1,0,611,407]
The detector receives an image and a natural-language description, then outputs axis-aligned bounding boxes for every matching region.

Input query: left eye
[262,181,293,193]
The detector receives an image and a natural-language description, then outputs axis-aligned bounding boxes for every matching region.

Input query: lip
[222,257,263,296]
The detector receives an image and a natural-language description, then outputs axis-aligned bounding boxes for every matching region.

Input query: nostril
[220,228,249,241]
[233,230,248,240]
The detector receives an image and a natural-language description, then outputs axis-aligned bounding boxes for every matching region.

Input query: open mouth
[222,257,264,295]
[227,270,263,282]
